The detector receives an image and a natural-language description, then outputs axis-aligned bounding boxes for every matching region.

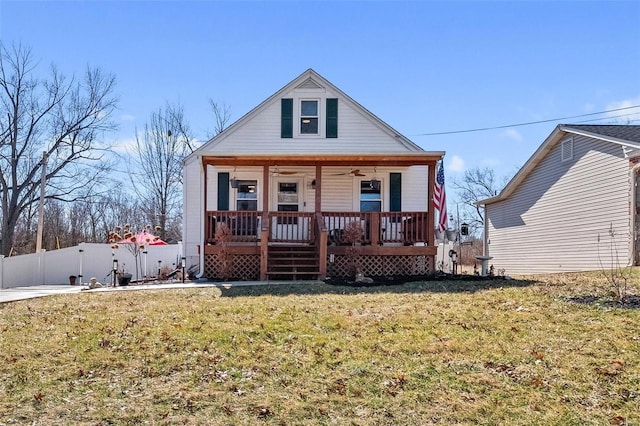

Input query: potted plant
[69,275,77,285]
[116,263,132,286]
[118,271,132,286]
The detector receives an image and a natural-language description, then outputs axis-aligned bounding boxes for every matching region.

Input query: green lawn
[1,272,638,425]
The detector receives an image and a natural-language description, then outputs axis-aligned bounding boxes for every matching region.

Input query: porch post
[315,165,322,212]
[427,161,436,247]
[315,165,328,280]
[260,165,270,280]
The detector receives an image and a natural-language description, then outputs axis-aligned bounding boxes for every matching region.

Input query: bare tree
[128,103,192,242]
[452,166,510,235]
[0,43,118,256]
[209,100,231,137]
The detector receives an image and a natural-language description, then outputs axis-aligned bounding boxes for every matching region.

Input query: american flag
[434,161,447,232]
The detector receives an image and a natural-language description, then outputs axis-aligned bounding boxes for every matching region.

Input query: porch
[196,153,443,281]
[203,211,436,280]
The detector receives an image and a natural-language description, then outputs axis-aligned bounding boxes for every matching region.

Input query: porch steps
[266,245,319,280]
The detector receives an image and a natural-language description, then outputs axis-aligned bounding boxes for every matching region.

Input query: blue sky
[2,0,639,200]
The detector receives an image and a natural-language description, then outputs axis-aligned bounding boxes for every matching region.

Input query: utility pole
[35,151,48,253]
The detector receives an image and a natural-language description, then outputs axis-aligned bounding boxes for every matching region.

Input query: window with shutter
[300,100,319,134]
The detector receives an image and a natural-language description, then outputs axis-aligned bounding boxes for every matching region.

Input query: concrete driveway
[0,280,304,303]
[0,285,84,303]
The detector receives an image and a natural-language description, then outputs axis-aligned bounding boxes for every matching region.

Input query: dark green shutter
[390,173,402,212]
[281,98,293,138]
[326,98,338,138]
[218,172,229,211]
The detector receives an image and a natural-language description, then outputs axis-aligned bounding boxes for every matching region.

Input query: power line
[574,112,640,125]
[413,105,640,136]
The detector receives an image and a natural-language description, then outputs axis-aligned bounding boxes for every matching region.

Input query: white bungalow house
[183,69,445,281]
[479,124,640,275]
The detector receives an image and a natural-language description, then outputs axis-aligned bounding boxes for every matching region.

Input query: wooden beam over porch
[201,153,444,167]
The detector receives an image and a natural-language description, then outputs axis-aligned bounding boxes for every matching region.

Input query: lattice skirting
[204,254,260,280]
[327,255,433,278]
[204,253,432,281]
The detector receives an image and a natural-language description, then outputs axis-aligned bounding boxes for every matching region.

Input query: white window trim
[232,174,262,211]
[297,98,322,137]
[353,178,384,212]
[561,137,574,162]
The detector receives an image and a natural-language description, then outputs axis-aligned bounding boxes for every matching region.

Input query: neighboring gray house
[479,124,640,275]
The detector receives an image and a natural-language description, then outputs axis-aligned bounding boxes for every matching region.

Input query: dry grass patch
[1,272,639,425]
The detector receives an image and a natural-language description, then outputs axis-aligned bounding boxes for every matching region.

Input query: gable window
[561,137,573,162]
[300,100,319,134]
[236,180,258,211]
[360,180,382,212]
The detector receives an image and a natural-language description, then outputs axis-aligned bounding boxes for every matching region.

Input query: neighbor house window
[360,180,381,212]
[236,180,257,211]
[300,100,318,134]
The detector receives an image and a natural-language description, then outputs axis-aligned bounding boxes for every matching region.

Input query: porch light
[230,167,239,188]
[370,167,380,190]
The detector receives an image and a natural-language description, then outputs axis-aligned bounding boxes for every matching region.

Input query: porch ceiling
[201,153,444,167]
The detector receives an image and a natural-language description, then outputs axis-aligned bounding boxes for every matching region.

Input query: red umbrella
[118,231,168,246]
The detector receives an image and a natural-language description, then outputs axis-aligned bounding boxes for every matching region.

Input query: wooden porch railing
[205,211,430,246]
[205,211,261,243]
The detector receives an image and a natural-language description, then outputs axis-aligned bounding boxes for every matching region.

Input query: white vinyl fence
[0,243,183,289]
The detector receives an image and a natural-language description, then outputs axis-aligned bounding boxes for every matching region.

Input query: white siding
[402,166,430,211]
[486,135,631,274]
[204,86,417,155]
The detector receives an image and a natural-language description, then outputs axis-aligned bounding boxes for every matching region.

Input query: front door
[272,178,307,241]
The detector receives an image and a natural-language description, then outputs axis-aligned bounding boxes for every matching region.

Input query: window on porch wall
[236,180,258,211]
[360,180,381,212]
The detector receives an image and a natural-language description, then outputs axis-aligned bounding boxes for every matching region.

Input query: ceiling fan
[332,169,366,177]
[271,167,298,176]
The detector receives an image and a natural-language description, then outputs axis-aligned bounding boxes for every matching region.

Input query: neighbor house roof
[561,124,640,144]
[479,124,640,206]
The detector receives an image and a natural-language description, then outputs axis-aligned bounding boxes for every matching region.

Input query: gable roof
[187,69,427,161]
[479,124,640,205]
